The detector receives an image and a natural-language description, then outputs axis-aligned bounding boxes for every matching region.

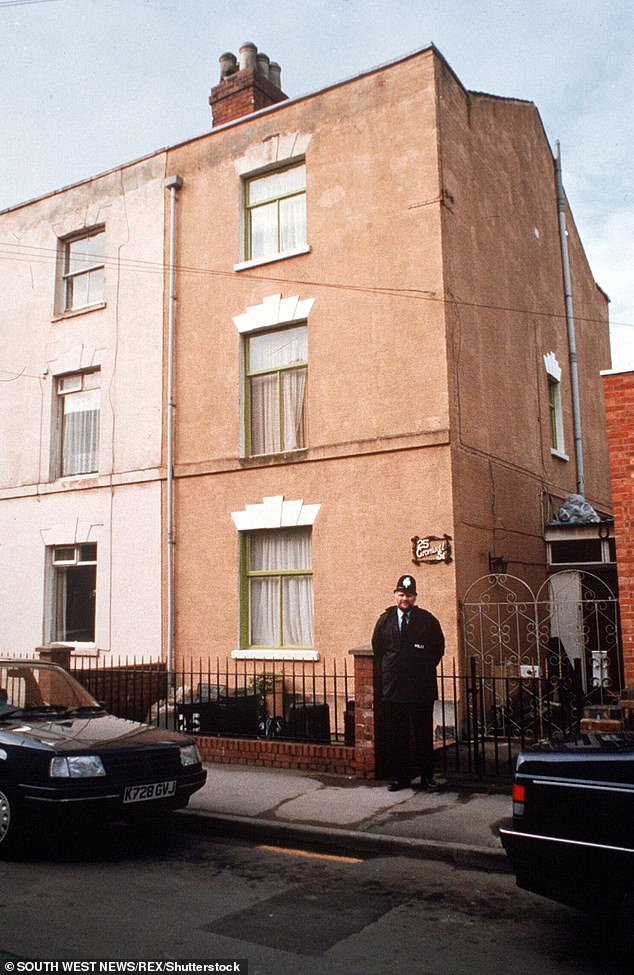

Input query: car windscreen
[0,662,100,714]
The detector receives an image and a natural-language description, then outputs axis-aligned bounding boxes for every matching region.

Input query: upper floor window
[56,370,100,477]
[543,352,567,459]
[244,163,306,263]
[59,227,105,313]
[246,325,307,456]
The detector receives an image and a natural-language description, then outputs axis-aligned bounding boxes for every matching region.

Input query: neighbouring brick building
[604,368,634,686]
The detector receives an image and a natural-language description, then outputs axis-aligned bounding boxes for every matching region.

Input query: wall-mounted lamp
[488,553,509,574]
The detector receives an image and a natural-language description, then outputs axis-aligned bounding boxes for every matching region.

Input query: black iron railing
[66,653,621,782]
[72,656,354,746]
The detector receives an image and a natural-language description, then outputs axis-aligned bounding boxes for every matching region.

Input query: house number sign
[411,534,452,565]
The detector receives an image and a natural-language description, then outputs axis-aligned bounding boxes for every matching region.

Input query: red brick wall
[604,370,634,685]
[195,735,358,777]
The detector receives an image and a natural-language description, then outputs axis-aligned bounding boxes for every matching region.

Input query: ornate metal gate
[461,570,622,742]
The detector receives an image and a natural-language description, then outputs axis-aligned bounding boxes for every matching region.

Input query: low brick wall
[195,734,360,777]
[193,647,376,778]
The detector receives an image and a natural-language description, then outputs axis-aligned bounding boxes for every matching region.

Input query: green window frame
[245,324,308,456]
[548,376,564,453]
[244,163,306,262]
[241,527,314,650]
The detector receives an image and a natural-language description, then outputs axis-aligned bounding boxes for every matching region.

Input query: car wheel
[0,782,23,858]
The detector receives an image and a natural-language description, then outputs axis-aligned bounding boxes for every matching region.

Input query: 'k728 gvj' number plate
[123,780,177,804]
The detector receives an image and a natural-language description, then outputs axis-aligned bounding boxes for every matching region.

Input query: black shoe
[421,777,439,792]
[387,780,409,792]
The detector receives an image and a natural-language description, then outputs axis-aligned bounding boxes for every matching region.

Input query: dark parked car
[0,658,207,855]
[500,733,634,942]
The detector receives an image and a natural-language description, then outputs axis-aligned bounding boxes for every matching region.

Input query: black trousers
[382,700,435,783]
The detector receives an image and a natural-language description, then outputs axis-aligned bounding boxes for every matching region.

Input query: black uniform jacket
[372,605,445,705]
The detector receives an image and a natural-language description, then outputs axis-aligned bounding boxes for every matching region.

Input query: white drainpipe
[555,141,585,497]
[164,174,183,677]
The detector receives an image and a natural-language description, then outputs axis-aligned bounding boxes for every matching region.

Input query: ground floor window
[243,527,313,649]
[48,543,97,644]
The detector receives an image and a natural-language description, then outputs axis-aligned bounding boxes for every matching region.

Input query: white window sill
[52,302,107,322]
[234,245,311,272]
[232,648,320,662]
[242,448,308,462]
[551,449,570,462]
[56,473,99,485]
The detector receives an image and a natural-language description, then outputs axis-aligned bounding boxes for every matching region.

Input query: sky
[1,0,632,369]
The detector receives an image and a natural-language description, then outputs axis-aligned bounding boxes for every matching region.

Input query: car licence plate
[123,780,177,803]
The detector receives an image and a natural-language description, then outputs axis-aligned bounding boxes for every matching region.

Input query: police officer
[372,574,445,791]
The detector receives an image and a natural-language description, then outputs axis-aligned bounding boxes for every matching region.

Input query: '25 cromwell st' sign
[411,534,452,565]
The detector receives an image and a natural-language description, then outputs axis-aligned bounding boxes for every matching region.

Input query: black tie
[401,613,408,635]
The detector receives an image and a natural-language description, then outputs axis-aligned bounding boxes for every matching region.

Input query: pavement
[177,763,514,874]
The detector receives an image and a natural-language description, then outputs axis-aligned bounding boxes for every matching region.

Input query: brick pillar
[603,370,634,687]
[36,644,72,671]
[349,644,377,779]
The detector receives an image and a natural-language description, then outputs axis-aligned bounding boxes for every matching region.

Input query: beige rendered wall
[435,58,612,602]
[166,51,459,668]
[174,449,456,664]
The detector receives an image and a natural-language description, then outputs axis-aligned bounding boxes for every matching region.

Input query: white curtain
[282,369,306,450]
[249,327,307,454]
[250,202,277,261]
[282,576,314,647]
[248,165,306,259]
[250,577,279,647]
[250,374,278,455]
[279,193,306,252]
[61,389,100,475]
[249,529,313,647]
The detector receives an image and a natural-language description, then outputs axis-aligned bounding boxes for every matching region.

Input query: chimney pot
[218,52,238,80]
[268,61,282,88]
[210,43,287,127]
[256,52,270,78]
[239,42,258,71]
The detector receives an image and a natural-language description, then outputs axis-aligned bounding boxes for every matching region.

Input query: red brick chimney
[209,42,287,127]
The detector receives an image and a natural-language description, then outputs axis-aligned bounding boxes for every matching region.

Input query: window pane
[249,528,312,572]
[250,202,278,260]
[248,165,305,206]
[53,547,75,563]
[68,232,104,271]
[79,543,98,563]
[55,564,96,642]
[61,387,100,476]
[58,374,82,394]
[67,272,89,309]
[282,575,314,646]
[85,266,105,305]
[281,367,307,450]
[249,326,307,372]
[279,194,307,252]
[250,577,279,646]
[250,374,279,454]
